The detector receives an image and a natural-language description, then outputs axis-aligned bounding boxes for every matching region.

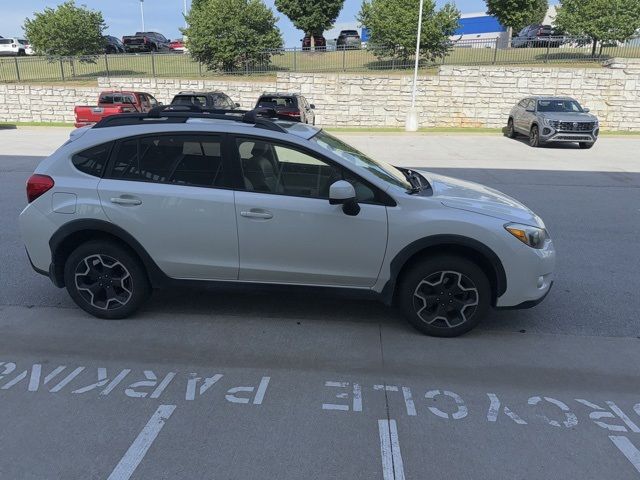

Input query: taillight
[26,174,54,203]
[280,110,301,118]
[12,44,17,48]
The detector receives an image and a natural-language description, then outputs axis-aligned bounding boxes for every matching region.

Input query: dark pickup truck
[122,32,171,52]
[74,91,159,128]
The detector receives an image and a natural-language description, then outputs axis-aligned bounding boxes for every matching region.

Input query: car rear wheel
[579,142,594,149]
[529,125,543,147]
[398,256,491,337]
[506,118,516,138]
[64,240,150,319]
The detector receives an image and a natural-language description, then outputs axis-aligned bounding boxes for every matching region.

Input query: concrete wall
[1,58,639,130]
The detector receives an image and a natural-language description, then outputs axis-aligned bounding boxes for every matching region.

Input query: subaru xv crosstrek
[19,109,555,337]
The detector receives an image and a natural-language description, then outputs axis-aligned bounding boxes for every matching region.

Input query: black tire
[529,125,543,147]
[17,50,26,57]
[579,142,594,149]
[397,255,491,337]
[64,240,150,320]
[506,118,516,138]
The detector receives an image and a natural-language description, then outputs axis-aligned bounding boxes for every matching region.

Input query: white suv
[0,38,30,56]
[19,109,555,337]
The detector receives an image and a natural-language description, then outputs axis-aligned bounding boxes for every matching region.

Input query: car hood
[417,170,544,227]
[538,112,598,122]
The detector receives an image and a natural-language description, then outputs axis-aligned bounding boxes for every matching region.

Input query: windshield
[537,99,584,113]
[310,130,411,189]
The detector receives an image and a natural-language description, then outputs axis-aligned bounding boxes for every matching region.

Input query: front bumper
[540,125,599,143]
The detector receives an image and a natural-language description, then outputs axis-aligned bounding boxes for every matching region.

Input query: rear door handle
[110,196,142,206]
[240,210,273,219]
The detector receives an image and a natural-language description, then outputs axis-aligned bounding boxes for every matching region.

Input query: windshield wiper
[399,168,423,193]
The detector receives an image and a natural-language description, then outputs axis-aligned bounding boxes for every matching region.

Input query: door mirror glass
[583,107,590,113]
[235,102,241,108]
[309,104,315,109]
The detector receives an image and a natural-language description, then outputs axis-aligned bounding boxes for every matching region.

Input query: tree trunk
[507,26,513,49]
[591,38,598,57]
[310,33,315,51]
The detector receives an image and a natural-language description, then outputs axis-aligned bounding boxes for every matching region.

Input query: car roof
[529,96,577,101]
[260,92,297,98]
[176,91,226,96]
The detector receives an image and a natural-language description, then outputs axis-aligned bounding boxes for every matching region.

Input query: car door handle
[110,196,142,206]
[240,210,273,219]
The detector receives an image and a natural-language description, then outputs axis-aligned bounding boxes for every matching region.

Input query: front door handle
[110,196,142,206]
[240,209,273,220]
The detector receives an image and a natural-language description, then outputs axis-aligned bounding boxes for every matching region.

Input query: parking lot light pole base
[405,108,419,132]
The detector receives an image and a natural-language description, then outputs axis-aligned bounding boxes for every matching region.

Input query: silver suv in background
[0,38,31,56]
[506,96,599,149]
[19,108,555,337]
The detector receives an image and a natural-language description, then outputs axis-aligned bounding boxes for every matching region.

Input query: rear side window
[0,39,13,44]
[72,142,113,177]
[109,134,226,188]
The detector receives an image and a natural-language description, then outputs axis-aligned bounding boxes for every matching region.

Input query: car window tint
[110,135,225,188]
[72,142,113,177]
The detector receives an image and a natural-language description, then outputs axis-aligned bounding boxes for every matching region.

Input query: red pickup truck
[74,91,160,128]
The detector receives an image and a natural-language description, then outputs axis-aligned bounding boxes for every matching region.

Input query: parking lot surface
[1,128,640,479]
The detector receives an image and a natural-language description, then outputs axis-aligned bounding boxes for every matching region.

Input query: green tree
[358,0,460,63]
[275,0,345,48]
[23,1,105,56]
[555,0,640,56]
[184,0,283,72]
[485,0,548,38]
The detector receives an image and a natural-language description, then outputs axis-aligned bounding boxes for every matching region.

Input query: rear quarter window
[72,142,113,177]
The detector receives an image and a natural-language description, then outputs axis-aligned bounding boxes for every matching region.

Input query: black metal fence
[1,36,639,83]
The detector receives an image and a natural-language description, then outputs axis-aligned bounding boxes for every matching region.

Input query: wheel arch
[49,219,167,288]
[380,235,507,307]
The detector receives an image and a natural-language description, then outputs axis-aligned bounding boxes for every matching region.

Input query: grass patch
[0,121,74,128]
[2,43,638,83]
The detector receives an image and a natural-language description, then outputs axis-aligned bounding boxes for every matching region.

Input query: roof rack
[92,105,288,133]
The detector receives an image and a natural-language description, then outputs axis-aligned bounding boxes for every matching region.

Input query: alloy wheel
[412,271,479,329]
[529,126,539,147]
[74,254,133,310]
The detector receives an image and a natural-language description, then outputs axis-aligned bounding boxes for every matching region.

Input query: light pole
[140,0,145,32]
[405,0,424,132]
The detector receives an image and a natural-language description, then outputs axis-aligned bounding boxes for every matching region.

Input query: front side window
[110,134,226,188]
[72,142,113,177]
[236,138,379,202]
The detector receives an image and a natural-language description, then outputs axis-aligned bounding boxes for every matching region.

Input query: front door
[98,132,239,280]
[232,137,388,287]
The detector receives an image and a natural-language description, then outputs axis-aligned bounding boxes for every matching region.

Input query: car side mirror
[583,107,590,113]
[235,102,241,107]
[329,180,360,216]
[310,104,315,109]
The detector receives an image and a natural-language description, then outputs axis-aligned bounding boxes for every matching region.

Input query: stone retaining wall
[1,58,638,130]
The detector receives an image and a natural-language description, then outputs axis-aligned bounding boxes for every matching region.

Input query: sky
[0,0,546,47]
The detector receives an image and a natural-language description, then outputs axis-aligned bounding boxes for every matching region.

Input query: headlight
[505,223,549,249]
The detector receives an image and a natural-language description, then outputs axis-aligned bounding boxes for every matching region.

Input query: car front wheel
[64,240,150,319]
[398,256,490,337]
[506,118,516,138]
[529,125,543,147]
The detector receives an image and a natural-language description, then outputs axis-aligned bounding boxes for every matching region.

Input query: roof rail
[92,105,288,133]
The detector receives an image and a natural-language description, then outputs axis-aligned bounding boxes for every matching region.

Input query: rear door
[98,132,239,280]
[231,136,388,287]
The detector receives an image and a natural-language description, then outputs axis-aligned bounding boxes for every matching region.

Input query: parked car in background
[0,38,29,56]
[336,30,361,50]
[19,108,555,337]
[169,39,187,53]
[74,91,159,128]
[171,91,239,110]
[512,25,565,48]
[122,32,171,52]
[255,93,315,125]
[302,35,326,51]
[506,96,599,149]
[104,35,126,54]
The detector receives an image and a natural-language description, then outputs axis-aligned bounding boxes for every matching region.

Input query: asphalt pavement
[1,127,640,479]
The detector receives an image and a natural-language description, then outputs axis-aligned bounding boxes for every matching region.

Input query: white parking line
[378,419,406,480]
[610,436,640,475]
[107,404,177,480]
